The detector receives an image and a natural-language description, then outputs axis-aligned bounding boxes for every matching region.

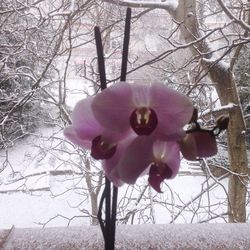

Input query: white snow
[202,102,237,116]
[2,224,250,249]
[0,175,229,228]
[0,126,247,237]
[213,102,237,111]
[161,0,178,11]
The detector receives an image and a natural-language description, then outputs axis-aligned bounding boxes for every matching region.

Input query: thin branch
[217,0,250,32]
[102,0,177,14]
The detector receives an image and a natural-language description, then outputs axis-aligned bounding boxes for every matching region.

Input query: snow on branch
[102,0,178,13]
[2,224,250,249]
[202,103,238,117]
[202,55,230,73]
[217,0,250,32]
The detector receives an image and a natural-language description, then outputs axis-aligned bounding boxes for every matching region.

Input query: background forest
[0,0,249,228]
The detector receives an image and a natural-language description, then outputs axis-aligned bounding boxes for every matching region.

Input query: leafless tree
[0,0,249,228]
[101,0,249,223]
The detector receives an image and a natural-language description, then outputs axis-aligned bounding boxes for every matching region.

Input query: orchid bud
[216,115,229,131]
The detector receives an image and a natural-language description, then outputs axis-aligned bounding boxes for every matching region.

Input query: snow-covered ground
[0,175,229,229]
[0,127,236,229]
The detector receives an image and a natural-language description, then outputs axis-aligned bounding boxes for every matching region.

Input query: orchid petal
[92,82,133,133]
[161,142,181,178]
[104,135,136,186]
[148,141,180,192]
[131,83,150,107]
[153,128,185,141]
[150,83,194,136]
[108,168,124,187]
[71,97,103,141]
[64,126,91,149]
[104,158,124,187]
[117,136,155,184]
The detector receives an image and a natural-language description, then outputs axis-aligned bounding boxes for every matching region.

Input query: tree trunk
[84,158,101,225]
[175,0,249,222]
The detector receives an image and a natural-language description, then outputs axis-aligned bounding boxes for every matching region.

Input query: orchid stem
[95,8,131,250]
[110,186,118,248]
[120,8,131,82]
[105,177,111,249]
[95,26,116,250]
[94,26,107,90]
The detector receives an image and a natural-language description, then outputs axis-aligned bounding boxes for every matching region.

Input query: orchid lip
[129,107,158,135]
[91,135,117,160]
[151,162,173,179]
[148,163,173,193]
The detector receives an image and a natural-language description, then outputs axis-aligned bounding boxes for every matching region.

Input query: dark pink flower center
[148,163,173,192]
[91,135,117,160]
[129,107,158,135]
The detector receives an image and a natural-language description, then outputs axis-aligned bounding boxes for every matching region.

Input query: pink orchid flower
[104,129,218,192]
[92,82,194,140]
[64,97,131,159]
[97,81,193,189]
[64,82,197,192]
[105,136,180,192]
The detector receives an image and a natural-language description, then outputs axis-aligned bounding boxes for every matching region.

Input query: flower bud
[216,115,229,130]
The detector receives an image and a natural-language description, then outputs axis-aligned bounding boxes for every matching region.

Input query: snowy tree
[0,0,66,148]
[100,0,249,223]
[234,44,250,147]
[0,0,249,230]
